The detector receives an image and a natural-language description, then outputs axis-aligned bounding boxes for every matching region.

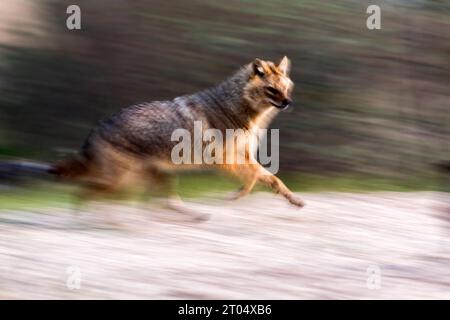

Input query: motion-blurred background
[1,0,450,300]
[0,0,449,199]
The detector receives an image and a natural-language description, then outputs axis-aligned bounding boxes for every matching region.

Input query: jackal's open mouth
[270,101,290,110]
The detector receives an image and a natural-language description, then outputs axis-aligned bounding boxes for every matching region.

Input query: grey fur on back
[82,63,262,160]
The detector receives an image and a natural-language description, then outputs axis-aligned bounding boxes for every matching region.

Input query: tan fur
[50,56,305,209]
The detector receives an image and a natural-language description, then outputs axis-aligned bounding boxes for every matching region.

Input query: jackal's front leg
[225,164,305,207]
[258,168,305,208]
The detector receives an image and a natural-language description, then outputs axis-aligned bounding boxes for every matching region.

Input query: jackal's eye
[265,86,280,97]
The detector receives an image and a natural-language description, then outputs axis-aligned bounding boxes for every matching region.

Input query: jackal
[49,57,305,209]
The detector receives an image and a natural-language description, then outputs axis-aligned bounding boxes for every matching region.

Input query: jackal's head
[244,56,294,111]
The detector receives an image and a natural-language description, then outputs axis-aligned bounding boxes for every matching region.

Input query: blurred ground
[0,191,449,299]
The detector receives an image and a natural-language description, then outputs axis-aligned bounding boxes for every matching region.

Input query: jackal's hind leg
[70,181,127,228]
[145,169,210,222]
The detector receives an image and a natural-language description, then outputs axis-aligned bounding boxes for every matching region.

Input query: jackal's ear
[253,58,266,77]
[278,56,291,75]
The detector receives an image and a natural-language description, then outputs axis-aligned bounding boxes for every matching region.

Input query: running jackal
[49,57,305,208]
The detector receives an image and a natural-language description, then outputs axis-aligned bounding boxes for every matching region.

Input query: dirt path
[0,192,449,299]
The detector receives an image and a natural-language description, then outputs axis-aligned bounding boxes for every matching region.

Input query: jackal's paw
[166,199,211,223]
[289,196,306,208]
[224,190,244,201]
[191,212,211,223]
[175,212,211,224]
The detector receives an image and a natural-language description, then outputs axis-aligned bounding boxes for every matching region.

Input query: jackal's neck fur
[194,64,277,132]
